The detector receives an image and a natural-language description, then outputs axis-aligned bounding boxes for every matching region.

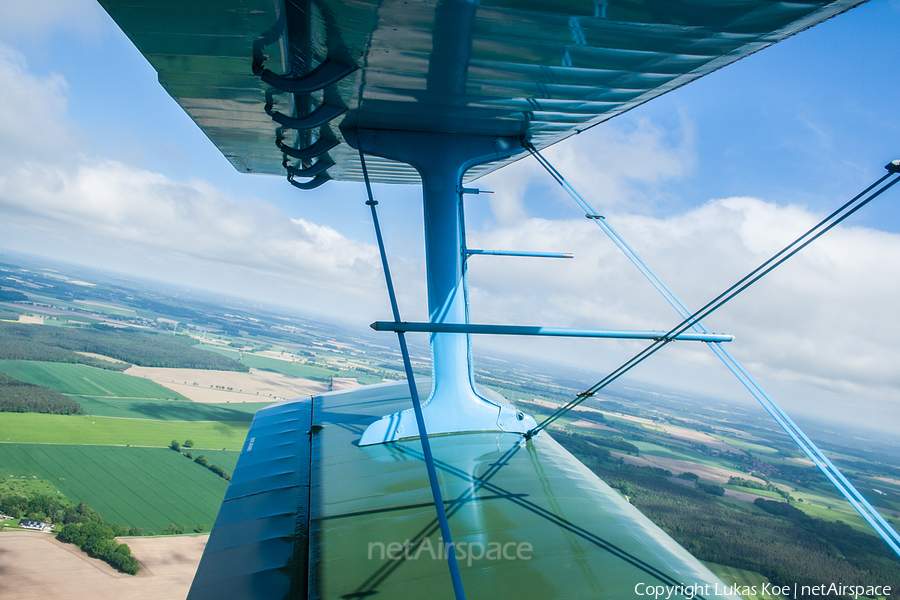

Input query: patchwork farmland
[0,353,291,535]
[0,359,265,531]
[0,444,238,531]
[0,413,250,449]
[0,360,188,400]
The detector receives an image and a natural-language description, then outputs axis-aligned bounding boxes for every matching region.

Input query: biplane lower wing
[189,381,730,599]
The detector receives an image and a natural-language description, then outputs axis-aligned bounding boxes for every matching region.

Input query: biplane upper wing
[98,0,861,183]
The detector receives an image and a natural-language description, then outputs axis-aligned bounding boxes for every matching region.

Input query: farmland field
[0,360,188,400]
[0,413,249,449]
[2,532,208,600]
[124,365,324,403]
[0,444,237,531]
[703,563,786,600]
[789,488,888,533]
[198,346,338,382]
[632,440,744,470]
[709,433,780,456]
[76,396,272,421]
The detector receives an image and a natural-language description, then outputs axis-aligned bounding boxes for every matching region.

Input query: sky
[1,0,899,436]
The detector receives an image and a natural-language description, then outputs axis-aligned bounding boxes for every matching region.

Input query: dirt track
[0,531,207,600]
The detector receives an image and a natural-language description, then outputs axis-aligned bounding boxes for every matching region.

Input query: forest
[0,371,83,415]
[0,322,248,371]
[591,460,900,598]
[0,290,28,302]
[1,486,139,574]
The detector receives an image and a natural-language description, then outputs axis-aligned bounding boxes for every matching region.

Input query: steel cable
[524,143,900,555]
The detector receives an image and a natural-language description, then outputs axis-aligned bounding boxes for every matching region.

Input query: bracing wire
[524,141,900,556]
[357,138,468,600]
[527,150,898,431]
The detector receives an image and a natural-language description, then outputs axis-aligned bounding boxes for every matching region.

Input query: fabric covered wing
[187,399,312,600]
[189,381,731,599]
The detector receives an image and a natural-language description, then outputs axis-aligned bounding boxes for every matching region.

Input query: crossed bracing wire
[523,141,900,557]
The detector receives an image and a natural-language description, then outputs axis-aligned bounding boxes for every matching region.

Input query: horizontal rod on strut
[371,321,733,342]
[465,249,573,259]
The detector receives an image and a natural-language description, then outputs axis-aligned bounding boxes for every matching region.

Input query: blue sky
[1,0,899,432]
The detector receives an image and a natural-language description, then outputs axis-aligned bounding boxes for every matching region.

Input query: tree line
[1,487,139,574]
[0,371,83,415]
[555,434,900,598]
[754,498,900,583]
[172,440,232,482]
[57,521,140,574]
[0,290,28,302]
[0,322,248,371]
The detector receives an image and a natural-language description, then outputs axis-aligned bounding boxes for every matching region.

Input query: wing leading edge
[187,398,312,600]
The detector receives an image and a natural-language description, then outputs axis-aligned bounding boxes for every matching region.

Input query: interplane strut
[358,142,468,600]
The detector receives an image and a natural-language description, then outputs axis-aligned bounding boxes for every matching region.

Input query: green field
[724,484,786,501]
[0,413,249,449]
[0,360,188,400]
[0,444,238,531]
[788,487,900,533]
[709,433,780,456]
[76,396,272,422]
[703,562,786,600]
[198,345,340,382]
[71,300,137,318]
[632,440,745,471]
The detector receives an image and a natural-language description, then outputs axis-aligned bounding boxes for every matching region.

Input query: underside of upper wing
[97,0,862,184]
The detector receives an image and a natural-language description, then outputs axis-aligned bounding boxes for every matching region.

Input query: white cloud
[0,45,384,316]
[543,113,696,210]
[480,112,696,226]
[0,45,72,162]
[4,160,378,283]
[463,196,900,426]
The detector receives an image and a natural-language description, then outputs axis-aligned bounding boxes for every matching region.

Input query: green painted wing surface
[190,381,732,599]
[97,0,863,183]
